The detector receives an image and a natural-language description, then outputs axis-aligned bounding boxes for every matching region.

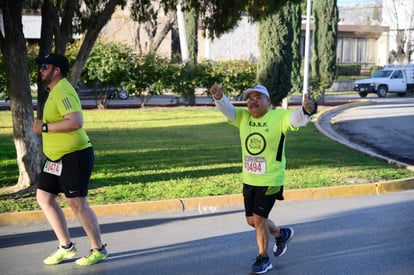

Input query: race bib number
[244,156,266,174]
[43,160,63,176]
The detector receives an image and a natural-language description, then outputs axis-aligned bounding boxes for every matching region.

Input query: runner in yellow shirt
[32,54,107,266]
[209,83,317,274]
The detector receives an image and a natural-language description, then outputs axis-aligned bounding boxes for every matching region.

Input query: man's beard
[42,70,54,87]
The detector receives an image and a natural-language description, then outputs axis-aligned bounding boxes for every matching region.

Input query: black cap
[36,54,69,73]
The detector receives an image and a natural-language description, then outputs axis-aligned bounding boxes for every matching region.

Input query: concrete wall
[327,80,355,92]
[202,3,389,65]
[202,16,258,61]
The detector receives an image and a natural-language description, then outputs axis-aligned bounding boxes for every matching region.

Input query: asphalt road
[1,190,413,275]
[316,95,414,167]
[1,93,414,274]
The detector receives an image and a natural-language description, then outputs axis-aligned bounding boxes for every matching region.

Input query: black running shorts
[243,184,284,218]
[37,147,94,198]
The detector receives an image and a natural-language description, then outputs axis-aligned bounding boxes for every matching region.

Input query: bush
[0,41,257,105]
[124,54,172,106]
[211,59,256,97]
[158,59,256,100]
[337,64,361,76]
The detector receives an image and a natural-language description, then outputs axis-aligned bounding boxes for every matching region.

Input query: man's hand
[32,118,43,135]
[302,93,317,116]
[209,83,225,100]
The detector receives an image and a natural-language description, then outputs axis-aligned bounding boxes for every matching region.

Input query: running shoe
[43,243,77,265]
[76,244,108,265]
[251,255,273,274]
[273,227,294,257]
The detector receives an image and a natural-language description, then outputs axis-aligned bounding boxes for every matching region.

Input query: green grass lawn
[1,107,413,212]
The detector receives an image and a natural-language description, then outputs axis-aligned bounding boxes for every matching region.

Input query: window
[392,71,403,79]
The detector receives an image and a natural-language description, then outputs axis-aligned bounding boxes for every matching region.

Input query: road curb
[1,177,413,224]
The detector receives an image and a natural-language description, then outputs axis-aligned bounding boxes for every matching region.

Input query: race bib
[244,156,266,174]
[43,160,63,176]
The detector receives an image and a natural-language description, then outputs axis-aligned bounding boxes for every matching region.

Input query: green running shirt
[42,78,91,161]
[229,107,297,187]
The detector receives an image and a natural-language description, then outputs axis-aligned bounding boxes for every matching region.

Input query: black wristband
[302,102,318,116]
[41,123,48,133]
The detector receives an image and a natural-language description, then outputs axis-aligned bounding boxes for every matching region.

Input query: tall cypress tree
[311,0,338,92]
[184,6,198,105]
[290,3,302,94]
[257,1,296,106]
[185,6,198,64]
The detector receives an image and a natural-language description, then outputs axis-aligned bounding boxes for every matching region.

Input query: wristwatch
[41,123,48,133]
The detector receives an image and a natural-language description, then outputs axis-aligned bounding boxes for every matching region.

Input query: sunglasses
[40,64,49,70]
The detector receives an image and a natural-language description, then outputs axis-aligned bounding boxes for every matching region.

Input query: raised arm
[209,83,236,122]
[290,93,318,127]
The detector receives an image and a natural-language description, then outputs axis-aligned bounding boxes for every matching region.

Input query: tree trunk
[37,0,78,118]
[150,11,177,54]
[135,9,176,55]
[135,22,143,54]
[69,0,119,85]
[37,0,54,120]
[0,0,43,193]
[54,0,78,54]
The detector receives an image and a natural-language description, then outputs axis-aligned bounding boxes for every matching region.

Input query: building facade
[15,0,413,67]
[203,1,391,68]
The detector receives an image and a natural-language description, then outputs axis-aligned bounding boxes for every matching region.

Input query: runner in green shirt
[32,54,107,266]
[210,83,317,274]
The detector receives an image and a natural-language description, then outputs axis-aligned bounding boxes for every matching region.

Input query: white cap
[242,84,270,100]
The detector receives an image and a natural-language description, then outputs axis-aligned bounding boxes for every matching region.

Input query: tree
[68,0,124,86]
[290,3,302,95]
[310,0,338,101]
[185,5,198,64]
[0,0,43,193]
[182,4,198,105]
[193,0,299,39]
[130,0,177,55]
[383,0,414,63]
[0,0,123,193]
[257,1,299,106]
[36,0,80,119]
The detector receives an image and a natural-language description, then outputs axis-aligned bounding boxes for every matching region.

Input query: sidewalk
[1,176,413,224]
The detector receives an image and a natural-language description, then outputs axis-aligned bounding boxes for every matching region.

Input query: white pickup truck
[353,64,414,97]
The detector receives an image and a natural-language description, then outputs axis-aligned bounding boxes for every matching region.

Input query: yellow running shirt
[42,78,91,161]
[229,107,297,187]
